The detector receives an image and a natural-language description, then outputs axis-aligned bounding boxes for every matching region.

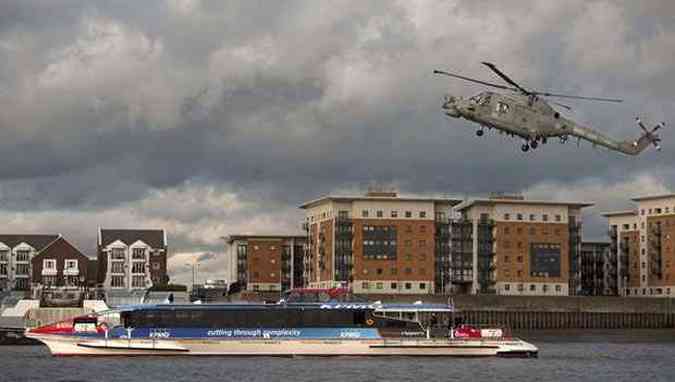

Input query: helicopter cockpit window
[497,102,510,114]
[469,95,482,104]
[479,95,491,106]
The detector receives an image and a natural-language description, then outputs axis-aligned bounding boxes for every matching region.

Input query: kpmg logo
[149,330,171,338]
[320,304,373,310]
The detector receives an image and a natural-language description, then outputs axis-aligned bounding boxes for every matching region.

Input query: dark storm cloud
[1,1,675,275]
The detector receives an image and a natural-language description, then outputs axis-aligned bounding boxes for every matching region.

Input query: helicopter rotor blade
[433,70,517,91]
[481,62,531,95]
[550,101,572,111]
[534,92,623,103]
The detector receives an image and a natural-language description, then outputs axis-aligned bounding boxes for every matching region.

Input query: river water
[2,330,675,382]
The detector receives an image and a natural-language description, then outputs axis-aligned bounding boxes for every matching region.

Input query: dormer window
[132,248,146,259]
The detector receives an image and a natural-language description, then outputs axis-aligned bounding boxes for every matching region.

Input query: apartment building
[579,242,614,296]
[31,236,95,289]
[226,235,306,292]
[300,190,461,294]
[452,195,591,296]
[0,234,59,292]
[604,194,675,297]
[97,229,168,291]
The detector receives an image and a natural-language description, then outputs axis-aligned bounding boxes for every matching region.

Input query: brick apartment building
[226,235,306,292]
[452,195,591,296]
[300,190,461,294]
[0,234,60,292]
[605,194,675,297]
[31,235,96,289]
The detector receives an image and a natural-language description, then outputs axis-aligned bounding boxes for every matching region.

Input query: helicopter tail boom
[568,118,666,156]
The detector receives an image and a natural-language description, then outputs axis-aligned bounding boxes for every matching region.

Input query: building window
[376,268,383,275]
[420,225,427,233]
[362,210,369,218]
[0,263,7,276]
[420,211,427,218]
[420,283,426,290]
[362,282,369,290]
[376,282,383,290]
[391,211,398,218]
[111,248,125,260]
[542,285,548,292]
[405,282,412,290]
[390,268,397,275]
[405,211,412,218]
[0,250,8,262]
[530,284,536,291]
[15,264,29,275]
[504,255,509,263]
[405,240,412,247]
[542,214,548,222]
[405,267,412,275]
[111,275,125,288]
[405,254,413,260]
[44,259,56,270]
[111,262,124,274]
[132,248,145,259]
[555,215,561,222]
[376,210,383,218]
[529,214,536,221]
[65,259,78,270]
[517,214,523,221]
[504,214,510,220]
[16,250,30,262]
[42,275,57,286]
[504,284,510,291]
[517,284,524,291]
[517,256,523,263]
[131,262,145,274]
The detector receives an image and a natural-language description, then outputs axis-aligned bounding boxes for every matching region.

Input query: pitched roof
[99,229,166,248]
[0,234,60,250]
[33,236,88,260]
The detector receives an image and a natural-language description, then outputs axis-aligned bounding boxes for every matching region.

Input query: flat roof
[227,234,306,244]
[300,195,463,209]
[455,198,594,211]
[600,210,637,217]
[631,193,675,202]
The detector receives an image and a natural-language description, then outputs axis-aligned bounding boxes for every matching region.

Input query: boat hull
[27,334,538,357]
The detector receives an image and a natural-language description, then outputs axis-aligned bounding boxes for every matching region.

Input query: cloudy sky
[1,1,674,285]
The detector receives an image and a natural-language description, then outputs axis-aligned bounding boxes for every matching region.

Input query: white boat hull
[28,334,538,357]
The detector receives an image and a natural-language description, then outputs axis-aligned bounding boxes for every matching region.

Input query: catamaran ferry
[26,299,538,357]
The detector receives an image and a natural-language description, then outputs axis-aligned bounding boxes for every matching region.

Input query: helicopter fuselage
[442,91,574,140]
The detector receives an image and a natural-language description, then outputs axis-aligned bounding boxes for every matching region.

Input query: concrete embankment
[361,294,675,329]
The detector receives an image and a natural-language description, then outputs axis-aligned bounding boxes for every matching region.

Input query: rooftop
[455,198,594,211]
[300,192,462,209]
[227,234,306,244]
[601,210,637,218]
[631,193,675,202]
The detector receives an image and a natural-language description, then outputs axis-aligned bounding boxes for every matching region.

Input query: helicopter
[434,62,666,155]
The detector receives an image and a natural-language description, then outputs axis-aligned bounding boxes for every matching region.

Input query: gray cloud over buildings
[1,1,674,284]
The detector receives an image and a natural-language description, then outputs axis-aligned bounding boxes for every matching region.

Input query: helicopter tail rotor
[635,117,666,151]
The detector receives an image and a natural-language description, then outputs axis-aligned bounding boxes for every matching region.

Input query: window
[111,262,124,273]
[0,250,8,262]
[405,211,412,218]
[517,256,523,263]
[376,282,383,290]
[132,262,145,274]
[130,276,143,288]
[111,248,125,260]
[362,282,369,290]
[16,250,30,262]
[0,263,7,276]
[504,256,509,263]
[65,259,78,270]
[15,264,29,275]
[529,214,536,221]
[420,283,426,290]
[419,211,426,218]
[542,285,548,292]
[132,248,145,259]
[405,283,412,290]
[555,215,561,222]
[362,210,369,218]
[391,211,398,218]
[44,259,56,270]
[405,267,412,274]
[376,210,383,218]
[405,225,412,233]
[504,214,510,221]
[111,275,125,288]
[390,268,397,275]
[530,284,536,291]
[517,284,524,291]
[420,225,426,233]
[504,284,510,291]
[376,268,383,275]
[542,214,548,222]
[405,254,413,261]
[42,275,57,285]
[517,214,523,221]
[391,282,398,290]
[405,240,412,247]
